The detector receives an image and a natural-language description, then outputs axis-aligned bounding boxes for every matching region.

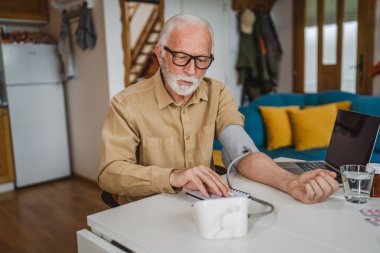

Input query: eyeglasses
[163,46,214,70]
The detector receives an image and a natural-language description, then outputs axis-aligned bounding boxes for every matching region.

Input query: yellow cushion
[213,150,224,168]
[305,100,351,110]
[259,106,300,150]
[334,100,351,110]
[288,104,337,151]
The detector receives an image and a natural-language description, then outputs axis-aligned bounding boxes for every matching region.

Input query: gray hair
[158,13,214,57]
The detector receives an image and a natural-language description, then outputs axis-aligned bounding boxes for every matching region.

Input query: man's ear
[154,44,164,66]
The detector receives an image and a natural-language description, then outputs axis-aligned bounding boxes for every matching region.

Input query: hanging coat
[76,2,97,50]
[58,10,76,80]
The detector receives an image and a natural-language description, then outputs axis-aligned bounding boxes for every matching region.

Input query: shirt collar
[154,69,209,110]
[188,79,208,105]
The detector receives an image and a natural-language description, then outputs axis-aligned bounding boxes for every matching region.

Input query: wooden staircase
[127,3,162,84]
[127,2,140,22]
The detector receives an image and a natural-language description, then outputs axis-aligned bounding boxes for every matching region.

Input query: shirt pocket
[142,137,174,168]
[197,124,215,165]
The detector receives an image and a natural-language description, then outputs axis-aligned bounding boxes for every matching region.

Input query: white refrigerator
[0,44,71,187]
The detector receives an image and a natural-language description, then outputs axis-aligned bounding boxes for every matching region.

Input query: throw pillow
[259,106,300,150]
[288,104,337,151]
[213,150,224,168]
[304,100,351,110]
[334,100,351,110]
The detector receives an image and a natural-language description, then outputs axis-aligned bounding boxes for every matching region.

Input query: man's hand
[286,169,339,204]
[169,166,230,198]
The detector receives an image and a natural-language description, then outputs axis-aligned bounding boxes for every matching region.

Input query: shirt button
[185,136,190,140]
[188,162,194,167]
[183,109,186,114]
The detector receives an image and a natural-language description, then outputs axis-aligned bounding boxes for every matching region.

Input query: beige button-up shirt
[98,70,244,203]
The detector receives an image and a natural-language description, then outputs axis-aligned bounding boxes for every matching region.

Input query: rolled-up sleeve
[215,85,244,137]
[98,98,176,203]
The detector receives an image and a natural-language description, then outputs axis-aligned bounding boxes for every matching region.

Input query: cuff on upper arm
[218,125,259,170]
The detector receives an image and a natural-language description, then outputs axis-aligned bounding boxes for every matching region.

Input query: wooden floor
[0,176,109,253]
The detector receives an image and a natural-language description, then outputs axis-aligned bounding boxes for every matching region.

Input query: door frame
[292,0,376,94]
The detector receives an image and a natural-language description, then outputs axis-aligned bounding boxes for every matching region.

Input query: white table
[77,159,380,253]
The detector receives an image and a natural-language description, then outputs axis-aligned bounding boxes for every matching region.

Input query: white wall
[43,0,124,181]
[103,1,125,98]
[271,0,293,93]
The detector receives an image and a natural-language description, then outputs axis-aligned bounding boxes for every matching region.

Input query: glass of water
[340,165,375,203]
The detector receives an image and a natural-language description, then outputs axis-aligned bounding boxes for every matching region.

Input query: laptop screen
[326,110,380,169]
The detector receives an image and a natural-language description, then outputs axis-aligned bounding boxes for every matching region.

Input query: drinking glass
[340,165,375,203]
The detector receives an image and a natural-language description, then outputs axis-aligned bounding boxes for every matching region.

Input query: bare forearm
[236,152,296,193]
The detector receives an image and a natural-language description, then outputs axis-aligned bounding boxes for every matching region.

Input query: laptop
[277,109,380,182]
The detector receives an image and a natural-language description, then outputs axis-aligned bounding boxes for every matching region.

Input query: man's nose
[184,58,197,76]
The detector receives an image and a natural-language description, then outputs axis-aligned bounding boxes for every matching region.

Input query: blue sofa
[214,90,380,163]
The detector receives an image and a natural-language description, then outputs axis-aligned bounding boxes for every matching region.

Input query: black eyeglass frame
[163,46,214,70]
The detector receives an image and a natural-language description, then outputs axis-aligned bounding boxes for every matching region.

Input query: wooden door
[293,0,375,94]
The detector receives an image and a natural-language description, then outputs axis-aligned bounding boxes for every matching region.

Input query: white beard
[162,62,203,96]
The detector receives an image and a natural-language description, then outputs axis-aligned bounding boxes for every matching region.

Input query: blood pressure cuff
[218,125,259,171]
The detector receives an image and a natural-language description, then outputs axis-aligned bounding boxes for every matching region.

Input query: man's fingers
[200,166,229,185]
[314,176,333,200]
[315,169,337,178]
[203,171,231,197]
[304,173,339,202]
[197,171,223,196]
[190,174,210,198]
[289,170,340,204]
[200,167,230,196]
[303,183,315,203]
[172,166,230,198]
[308,179,324,201]
[309,171,340,200]
[193,166,229,196]
[320,172,340,193]
[298,170,319,184]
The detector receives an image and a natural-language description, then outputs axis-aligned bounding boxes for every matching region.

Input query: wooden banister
[131,6,159,64]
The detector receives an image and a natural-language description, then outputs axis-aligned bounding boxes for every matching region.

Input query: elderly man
[98,14,339,205]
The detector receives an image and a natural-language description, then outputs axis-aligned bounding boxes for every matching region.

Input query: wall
[271,0,293,93]
[43,0,124,181]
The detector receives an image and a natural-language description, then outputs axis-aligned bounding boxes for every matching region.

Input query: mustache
[171,74,201,84]
[161,60,203,84]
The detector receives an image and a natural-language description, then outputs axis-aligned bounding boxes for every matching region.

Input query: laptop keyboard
[296,162,326,171]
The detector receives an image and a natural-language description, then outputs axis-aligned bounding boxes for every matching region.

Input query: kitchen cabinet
[0,0,49,23]
[0,107,15,184]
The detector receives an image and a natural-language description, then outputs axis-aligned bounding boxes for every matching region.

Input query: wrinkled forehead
[166,24,212,56]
